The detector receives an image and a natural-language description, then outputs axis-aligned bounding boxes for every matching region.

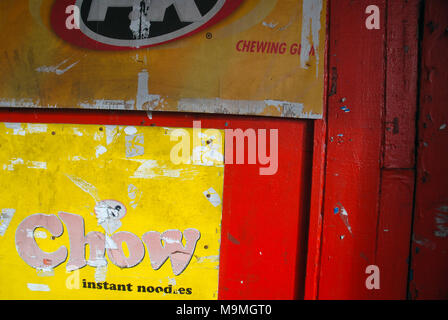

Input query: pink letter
[107,231,145,268]
[59,212,106,271]
[15,214,67,269]
[142,229,200,276]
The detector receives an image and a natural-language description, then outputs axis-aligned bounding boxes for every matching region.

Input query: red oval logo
[51,0,244,50]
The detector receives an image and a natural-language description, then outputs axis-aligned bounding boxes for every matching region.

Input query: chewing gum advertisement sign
[0,122,224,299]
[0,0,326,118]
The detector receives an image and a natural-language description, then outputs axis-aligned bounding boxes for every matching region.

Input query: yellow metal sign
[0,122,224,299]
[0,0,326,118]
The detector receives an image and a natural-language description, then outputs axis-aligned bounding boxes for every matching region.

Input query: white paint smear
[79,99,135,110]
[65,174,100,202]
[4,158,24,171]
[124,126,138,135]
[300,0,323,77]
[0,208,15,236]
[196,255,220,263]
[36,268,55,277]
[27,161,47,170]
[105,125,120,145]
[26,123,47,134]
[136,70,162,110]
[73,127,84,136]
[262,21,278,29]
[203,188,221,207]
[178,98,321,119]
[35,59,79,75]
[0,98,58,109]
[95,145,108,158]
[130,160,159,179]
[4,122,26,135]
[27,283,50,292]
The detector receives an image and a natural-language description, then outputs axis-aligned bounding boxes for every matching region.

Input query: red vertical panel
[304,120,327,300]
[317,0,386,299]
[383,0,419,169]
[375,169,415,299]
[409,0,448,300]
[371,0,420,300]
[218,119,314,300]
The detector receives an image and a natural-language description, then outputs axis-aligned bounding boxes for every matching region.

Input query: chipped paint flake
[335,202,352,234]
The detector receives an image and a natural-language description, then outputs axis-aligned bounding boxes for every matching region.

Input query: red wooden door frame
[304,0,420,300]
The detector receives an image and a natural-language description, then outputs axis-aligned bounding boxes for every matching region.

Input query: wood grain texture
[409,0,448,300]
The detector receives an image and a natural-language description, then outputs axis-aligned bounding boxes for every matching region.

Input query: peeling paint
[434,212,448,238]
[195,255,220,263]
[27,283,50,292]
[65,174,100,202]
[127,184,142,209]
[95,145,108,158]
[0,208,15,236]
[35,58,79,75]
[26,123,47,134]
[36,267,55,277]
[79,99,135,110]
[178,98,321,119]
[137,70,162,110]
[105,125,120,145]
[73,127,84,136]
[27,161,47,170]
[5,122,26,135]
[3,158,24,171]
[300,0,323,76]
[334,202,353,234]
[125,133,145,157]
[130,160,158,178]
[262,21,278,29]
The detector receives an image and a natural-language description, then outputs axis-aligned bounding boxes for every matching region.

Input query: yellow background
[0,122,224,299]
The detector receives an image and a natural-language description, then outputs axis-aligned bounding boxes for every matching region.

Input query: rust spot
[51,131,56,135]
[43,258,52,265]
[99,127,103,131]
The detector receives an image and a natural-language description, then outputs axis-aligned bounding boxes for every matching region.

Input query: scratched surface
[0,122,224,299]
[0,0,326,118]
